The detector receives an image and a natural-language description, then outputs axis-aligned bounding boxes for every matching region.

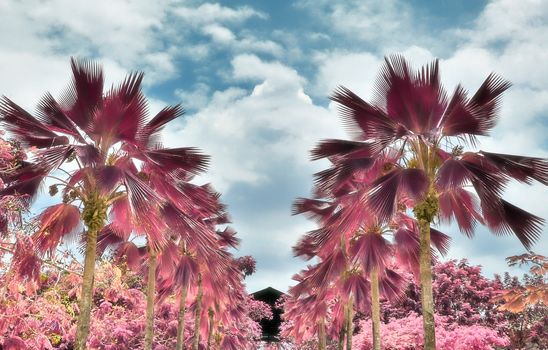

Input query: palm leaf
[0,97,69,148]
[137,104,184,147]
[61,57,104,131]
[331,85,399,150]
[33,204,82,254]
[438,189,484,237]
[368,168,428,222]
[480,151,548,185]
[482,199,543,250]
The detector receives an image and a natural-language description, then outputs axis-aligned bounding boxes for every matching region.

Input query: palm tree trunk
[370,267,381,350]
[175,283,189,350]
[144,251,157,350]
[206,308,214,350]
[419,219,436,350]
[318,319,327,350]
[74,226,100,350]
[346,298,353,350]
[192,274,203,350]
[337,320,345,350]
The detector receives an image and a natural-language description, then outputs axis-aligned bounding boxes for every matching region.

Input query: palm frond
[430,227,451,256]
[368,168,428,222]
[0,96,69,148]
[137,104,184,147]
[439,189,483,237]
[379,55,447,134]
[310,139,374,160]
[482,199,543,250]
[144,147,210,174]
[480,151,548,185]
[61,57,104,131]
[331,85,399,149]
[36,92,85,141]
[350,232,391,273]
[33,204,82,254]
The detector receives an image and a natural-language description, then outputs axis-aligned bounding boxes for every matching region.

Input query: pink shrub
[0,262,268,349]
[353,313,509,350]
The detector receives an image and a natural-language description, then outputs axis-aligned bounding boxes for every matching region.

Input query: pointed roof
[251,286,284,298]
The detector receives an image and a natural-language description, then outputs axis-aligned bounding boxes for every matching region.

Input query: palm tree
[0,58,209,350]
[143,177,226,350]
[294,149,450,349]
[98,181,229,349]
[311,55,547,349]
[282,269,331,350]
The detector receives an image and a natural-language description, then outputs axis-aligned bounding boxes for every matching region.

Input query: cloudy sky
[1,0,547,292]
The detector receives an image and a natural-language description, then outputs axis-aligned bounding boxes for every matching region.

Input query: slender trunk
[192,274,203,350]
[370,267,381,350]
[74,226,100,350]
[144,251,157,350]
[337,318,345,350]
[206,308,214,350]
[175,283,189,350]
[419,219,436,350]
[346,298,353,350]
[318,319,326,350]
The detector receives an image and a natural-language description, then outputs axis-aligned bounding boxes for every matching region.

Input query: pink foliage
[0,262,267,349]
[246,295,273,322]
[381,260,507,328]
[235,255,257,277]
[0,133,28,235]
[353,313,509,350]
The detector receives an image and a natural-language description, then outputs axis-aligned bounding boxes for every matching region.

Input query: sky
[0,0,547,293]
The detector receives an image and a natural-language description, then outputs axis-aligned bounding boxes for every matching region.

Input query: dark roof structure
[251,287,285,342]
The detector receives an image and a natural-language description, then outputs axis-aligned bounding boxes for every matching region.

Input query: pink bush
[0,262,268,349]
[353,313,509,350]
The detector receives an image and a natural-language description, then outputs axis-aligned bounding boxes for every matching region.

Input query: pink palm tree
[311,55,547,349]
[0,58,209,350]
[293,149,450,349]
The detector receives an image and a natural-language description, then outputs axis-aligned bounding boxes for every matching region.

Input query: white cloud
[297,0,423,50]
[173,2,266,25]
[0,0,278,90]
[202,24,237,43]
[161,56,346,292]
[165,54,343,192]
[464,0,548,46]
[313,51,381,97]
[201,25,283,56]
[175,83,211,111]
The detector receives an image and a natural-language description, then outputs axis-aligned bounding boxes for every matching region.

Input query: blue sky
[1,0,547,292]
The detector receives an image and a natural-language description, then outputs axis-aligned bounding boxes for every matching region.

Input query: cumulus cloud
[165,54,342,191]
[175,83,211,111]
[296,0,430,50]
[173,2,267,25]
[201,25,283,56]
[0,0,280,93]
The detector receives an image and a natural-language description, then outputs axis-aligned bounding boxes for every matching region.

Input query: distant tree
[235,255,257,277]
[381,260,507,328]
[497,253,547,312]
[497,253,547,349]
